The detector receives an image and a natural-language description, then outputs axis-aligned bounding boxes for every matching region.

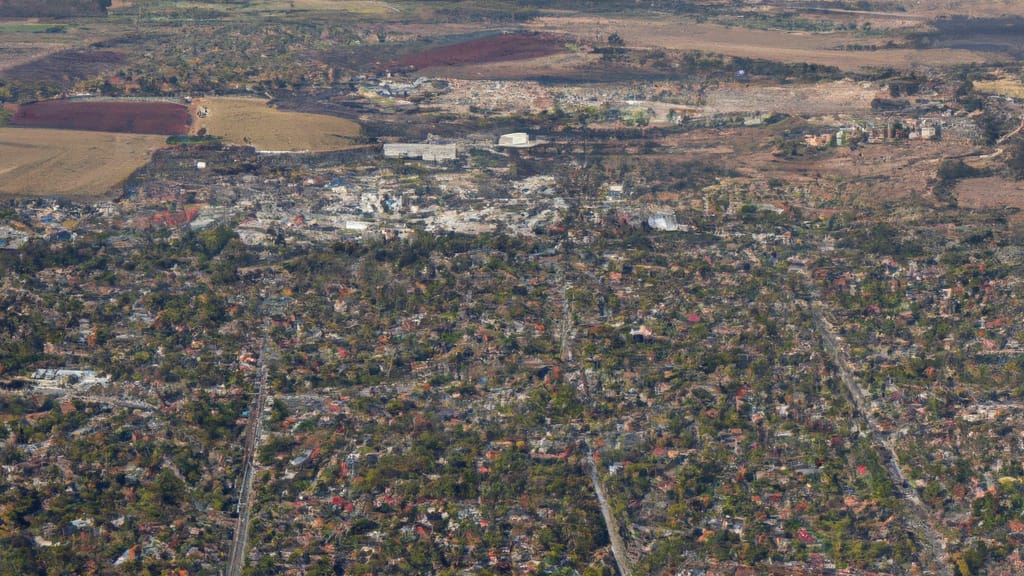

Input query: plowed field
[11,100,189,135]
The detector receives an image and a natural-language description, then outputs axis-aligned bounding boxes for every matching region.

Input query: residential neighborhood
[4,0,1024,575]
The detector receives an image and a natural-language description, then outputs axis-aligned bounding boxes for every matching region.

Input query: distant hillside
[0,0,109,18]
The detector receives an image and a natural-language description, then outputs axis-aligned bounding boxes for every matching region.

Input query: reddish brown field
[393,33,565,70]
[11,100,189,135]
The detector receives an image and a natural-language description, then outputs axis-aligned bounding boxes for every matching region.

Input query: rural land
[4,1,1024,575]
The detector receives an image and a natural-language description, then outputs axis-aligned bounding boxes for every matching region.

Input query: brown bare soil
[11,99,189,135]
[759,140,966,206]
[0,127,166,199]
[392,33,566,71]
[955,177,1024,213]
[652,125,976,209]
[706,80,878,115]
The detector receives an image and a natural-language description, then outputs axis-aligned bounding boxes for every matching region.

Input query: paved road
[805,294,952,576]
[226,327,272,576]
[586,447,632,576]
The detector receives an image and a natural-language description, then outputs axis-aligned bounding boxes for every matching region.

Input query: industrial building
[383,143,458,162]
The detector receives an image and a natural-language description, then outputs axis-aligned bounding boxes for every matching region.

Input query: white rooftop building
[647,213,681,231]
[498,132,535,148]
[383,143,457,162]
[31,368,109,389]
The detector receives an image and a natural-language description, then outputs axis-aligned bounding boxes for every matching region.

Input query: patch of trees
[609,50,842,82]
[953,80,984,112]
[648,159,740,192]
[934,158,984,205]
[887,78,921,98]
[1005,136,1024,180]
[597,32,628,61]
[870,97,909,112]
[730,57,843,82]
[733,11,843,33]
[166,134,222,146]
[973,107,1018,145]
[838,222,924,257]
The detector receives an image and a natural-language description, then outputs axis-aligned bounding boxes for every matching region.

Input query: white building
[31,368,108,389]
[383,143,457,162]
[499,132,541,148]
[647,213,681,231]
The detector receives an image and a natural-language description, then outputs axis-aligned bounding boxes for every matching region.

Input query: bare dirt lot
[0,127,166,198]
[190,96,361,151]
[652,124,976,208]
[11,100,190,135]
[955,177,1024,213]
[706,80,878,115]
[525,15,1005,71]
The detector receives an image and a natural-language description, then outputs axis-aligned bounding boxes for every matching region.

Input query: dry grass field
[973,76,1024,99]
[525,15,1005,71]
[190,97,361,152]
[0,128,166,198]
[955,176,1024,214]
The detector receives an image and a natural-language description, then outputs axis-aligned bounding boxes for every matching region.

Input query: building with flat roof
[498,132,536,148]
[383,143,457,162]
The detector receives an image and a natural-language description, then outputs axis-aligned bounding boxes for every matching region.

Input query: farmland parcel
[0,128,166,198]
